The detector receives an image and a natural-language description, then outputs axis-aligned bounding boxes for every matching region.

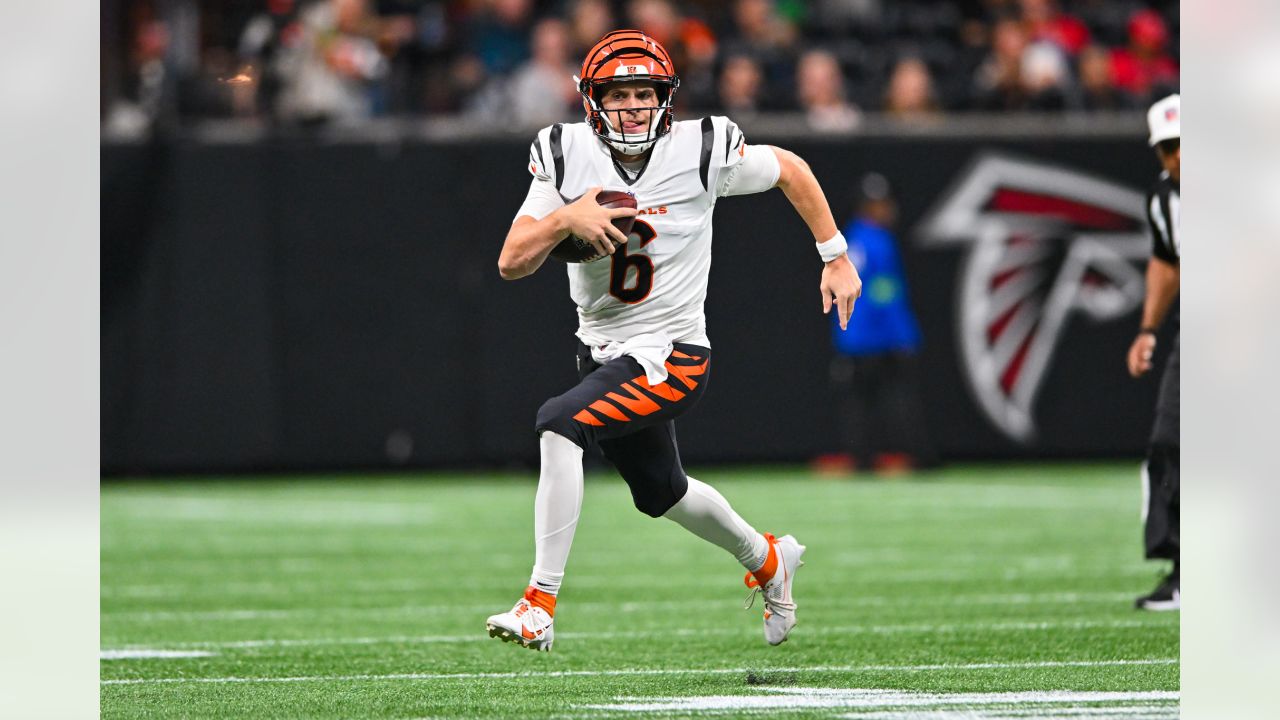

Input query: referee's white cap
[1147,93,1180,146]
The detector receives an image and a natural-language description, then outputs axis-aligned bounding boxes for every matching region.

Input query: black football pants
[1143,333,1179,562]
[830,352,937,466]
[535,342,711,517]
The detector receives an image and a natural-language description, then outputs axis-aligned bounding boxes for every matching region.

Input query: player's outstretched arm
[769,146,863,330]
[1126,257,1180,377]
[498,187,636,280]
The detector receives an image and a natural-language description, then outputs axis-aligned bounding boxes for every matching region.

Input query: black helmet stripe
[581,31,672,79]
[590,47,669,74]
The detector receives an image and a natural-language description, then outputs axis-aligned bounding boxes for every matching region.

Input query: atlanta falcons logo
[916,154,1149,443]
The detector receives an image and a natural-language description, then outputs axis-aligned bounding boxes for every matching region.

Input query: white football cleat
[486,587,555,652]
[744,533,806,646]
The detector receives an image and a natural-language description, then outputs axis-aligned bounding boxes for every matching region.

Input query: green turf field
[101,463,1179,719]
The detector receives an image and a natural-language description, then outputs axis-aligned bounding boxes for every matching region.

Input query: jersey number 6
[609,219,656,304]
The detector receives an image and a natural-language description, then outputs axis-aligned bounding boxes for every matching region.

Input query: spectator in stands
[972,16,1029,111]
[807,0,885,28]
[797,49,861,132]
[463,0,534,77]
[1109,9,1178,102]
[1019,0,1090,57]
[824,172,935,475]
[627,0,680,45]
[721,0,799,108]
[458,0,536,121]
[1020,40,1070,111]
[626,0,720,111]
[103,0,1182,123]
[272,0,394,124]
[103,14,172,134]
[568,0,615,58]
[717,54,766,119]
[883,56,940,119]
[1075,44,1136,111]
[508,18,579,128]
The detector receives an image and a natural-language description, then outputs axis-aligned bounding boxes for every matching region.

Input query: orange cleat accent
[746,532,779,587]
[523,586,556,616]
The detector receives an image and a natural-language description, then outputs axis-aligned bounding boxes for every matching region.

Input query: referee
[1127,93,1180,611]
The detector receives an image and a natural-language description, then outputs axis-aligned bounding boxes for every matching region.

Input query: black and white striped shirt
[1146,172,1180,265]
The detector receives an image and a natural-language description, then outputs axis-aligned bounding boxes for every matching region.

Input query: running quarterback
[487,30,862,651]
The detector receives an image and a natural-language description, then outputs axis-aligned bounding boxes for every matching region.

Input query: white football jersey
[517,117,768,349]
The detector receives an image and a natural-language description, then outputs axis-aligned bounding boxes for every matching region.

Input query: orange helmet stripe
[580,29,675,83]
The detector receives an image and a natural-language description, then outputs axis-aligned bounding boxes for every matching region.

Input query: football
[548,190,638,263]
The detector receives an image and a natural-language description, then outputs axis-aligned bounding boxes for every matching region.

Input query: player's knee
[624,466,688,518]
[630,491,674,518]
[536,396,567,428]
[535,395,585,447]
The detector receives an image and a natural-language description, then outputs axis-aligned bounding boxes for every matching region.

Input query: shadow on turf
[745,670,801,686]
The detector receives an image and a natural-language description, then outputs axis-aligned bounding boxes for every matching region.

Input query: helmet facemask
[580,78,679,156]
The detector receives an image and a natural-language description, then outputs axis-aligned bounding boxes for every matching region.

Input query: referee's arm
[1128,257,1180,378]
[1127,192,1181,378]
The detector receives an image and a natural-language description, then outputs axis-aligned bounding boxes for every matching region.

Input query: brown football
[549,190,638,263]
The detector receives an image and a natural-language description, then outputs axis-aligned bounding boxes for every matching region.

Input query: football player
[487,30,862,651]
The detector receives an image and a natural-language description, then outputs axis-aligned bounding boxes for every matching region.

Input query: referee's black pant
[830,352,937,467]
[1143,333,1179,563]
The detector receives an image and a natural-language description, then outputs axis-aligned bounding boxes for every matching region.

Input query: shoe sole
[1135,589,1180,612]
[486,622,553,652]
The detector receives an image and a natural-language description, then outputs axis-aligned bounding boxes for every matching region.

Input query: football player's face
[600,82,658,135]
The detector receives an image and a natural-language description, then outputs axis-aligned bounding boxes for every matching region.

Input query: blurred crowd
[102,0,1179,133]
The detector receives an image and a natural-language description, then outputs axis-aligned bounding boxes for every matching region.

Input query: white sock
[663,476,769,571]
[528,431,584,596]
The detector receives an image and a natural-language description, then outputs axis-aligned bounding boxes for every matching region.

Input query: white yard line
[585,687,1179,714]
[100,649,216,660]
[102,618,1172,652]
[101,658,1177,686]
[100,591,1141,621]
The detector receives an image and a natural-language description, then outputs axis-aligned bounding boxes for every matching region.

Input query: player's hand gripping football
[1127,332,1156,377]
[561,187,638,258]
[821,254,862,330]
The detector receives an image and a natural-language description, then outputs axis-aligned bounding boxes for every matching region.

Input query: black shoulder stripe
[532,137,546,173]
[724,121,737,163]
[699,117,714,191]
[1159,189,1177,259]
[550,123,565,192]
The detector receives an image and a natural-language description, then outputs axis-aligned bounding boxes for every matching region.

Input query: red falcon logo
[916,154,1149,442]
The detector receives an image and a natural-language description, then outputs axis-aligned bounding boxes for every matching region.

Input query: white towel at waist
[576,331,673,386]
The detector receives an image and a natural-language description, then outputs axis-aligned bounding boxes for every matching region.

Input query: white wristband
[816,231,848,263]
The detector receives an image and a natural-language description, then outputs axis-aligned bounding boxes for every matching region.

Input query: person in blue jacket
[828,173,936,472]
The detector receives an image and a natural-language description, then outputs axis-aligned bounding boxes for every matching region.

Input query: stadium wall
[101,131,1169,474]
